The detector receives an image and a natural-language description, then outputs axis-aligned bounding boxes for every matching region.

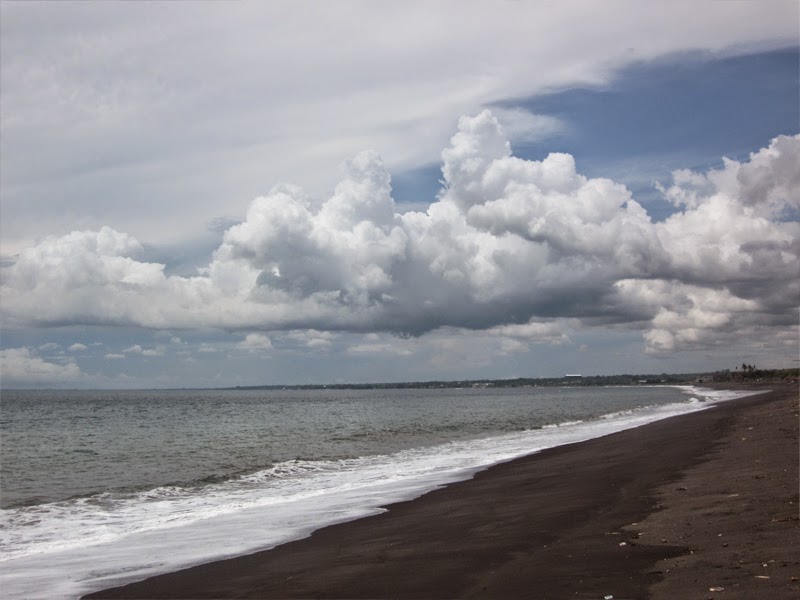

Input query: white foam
[675,385,769,403]
[0,386,765,599]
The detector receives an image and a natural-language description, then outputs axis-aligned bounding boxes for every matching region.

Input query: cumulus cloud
[119,344,164,356]
[142,347,165,357]
[0,347,83,385]
[68,343,88,352]
[0,112,797,357]
[237,333,272,351]
[659,135,800,219]
[487,320,572,346]
[285,329,336,349]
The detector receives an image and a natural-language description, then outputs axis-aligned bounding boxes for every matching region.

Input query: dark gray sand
[87,385,798,599]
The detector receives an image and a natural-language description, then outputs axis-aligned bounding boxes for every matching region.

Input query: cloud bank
[2,112,798,355]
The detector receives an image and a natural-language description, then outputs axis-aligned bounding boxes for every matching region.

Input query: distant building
[564,374,582,378]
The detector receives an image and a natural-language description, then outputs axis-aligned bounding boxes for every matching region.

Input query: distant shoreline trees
[228,366,798,390]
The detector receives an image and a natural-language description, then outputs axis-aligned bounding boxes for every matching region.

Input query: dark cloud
[1,112,797,360]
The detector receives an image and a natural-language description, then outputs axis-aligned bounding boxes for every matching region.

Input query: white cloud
[0,347,83,385]
[119,344,163,356]
[0,227,166,328]
[498,338,529,355]
[104,353,125,360]
[660,135,800,218]
[285,329,336,349]
[488,320,572,346]
[237,333,272,352]
[141,347,165,357]
[0,113,797,358]
[617,280,763,355]
[68,343,88,352]
[491,107,566,144]
[112,344,163,357]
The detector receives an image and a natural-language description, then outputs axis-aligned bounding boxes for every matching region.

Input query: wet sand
[86,385,798,599]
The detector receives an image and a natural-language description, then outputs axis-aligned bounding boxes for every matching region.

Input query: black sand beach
[87,385,799,599]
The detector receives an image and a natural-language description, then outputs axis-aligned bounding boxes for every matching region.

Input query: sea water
[0,385,761,599]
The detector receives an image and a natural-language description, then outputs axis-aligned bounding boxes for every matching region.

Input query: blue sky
[394,48,800,220]
[1,2,798,388]
[514,48,800,214]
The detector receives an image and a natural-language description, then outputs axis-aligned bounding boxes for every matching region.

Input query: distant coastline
[225,367,799,391]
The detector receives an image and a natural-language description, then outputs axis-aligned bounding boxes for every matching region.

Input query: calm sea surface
[0,385,750,599]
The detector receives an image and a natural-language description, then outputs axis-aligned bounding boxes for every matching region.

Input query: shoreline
[86,384,799,599]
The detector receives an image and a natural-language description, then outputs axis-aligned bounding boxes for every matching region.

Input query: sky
[1,1,798,389]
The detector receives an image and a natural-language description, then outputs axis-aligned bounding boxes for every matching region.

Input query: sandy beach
[86,385,798,599]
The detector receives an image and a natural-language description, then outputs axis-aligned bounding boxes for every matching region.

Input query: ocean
[0,385,756,599]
